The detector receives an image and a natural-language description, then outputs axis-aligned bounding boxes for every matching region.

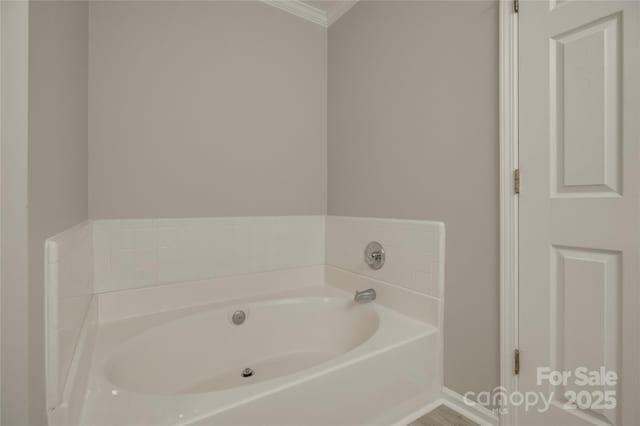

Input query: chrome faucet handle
[364,241,385,270]
[354,288,376,303]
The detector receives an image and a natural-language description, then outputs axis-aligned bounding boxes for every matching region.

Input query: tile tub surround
[92,216,326,292]
[90,215,444,324]
[92,215,444,301]
[45,221,93,411]
[325,216,445,303]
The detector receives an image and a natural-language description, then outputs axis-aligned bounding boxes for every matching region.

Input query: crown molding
[261,0,358,28]
[262,0,328,27]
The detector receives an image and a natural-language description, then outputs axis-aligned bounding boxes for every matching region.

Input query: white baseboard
[440,387,500,426]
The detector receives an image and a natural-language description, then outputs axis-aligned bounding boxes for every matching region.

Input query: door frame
[499,0,519,425]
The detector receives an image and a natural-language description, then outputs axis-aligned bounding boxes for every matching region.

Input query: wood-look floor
[408,405,479,426]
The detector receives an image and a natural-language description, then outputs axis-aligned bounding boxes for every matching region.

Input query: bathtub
[79,285,441,425]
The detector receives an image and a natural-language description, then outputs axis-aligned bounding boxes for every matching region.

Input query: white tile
[93,216,326,293]
[45,221,93,409]
[325,216,445,298]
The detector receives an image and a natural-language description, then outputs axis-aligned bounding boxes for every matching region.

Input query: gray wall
[1,1,30,423]
[1,3,499,423]
[88,1,327,219]
[328,0,499,398]
[28,2,89,425]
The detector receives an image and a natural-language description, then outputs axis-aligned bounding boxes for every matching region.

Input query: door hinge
[514,169,520,194]
[514,349,520,375]
[514,0,519,13]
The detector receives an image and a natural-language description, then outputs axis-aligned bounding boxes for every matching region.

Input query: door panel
[549,246,620,424]
[550,13,621,196]
[519,0,639,425]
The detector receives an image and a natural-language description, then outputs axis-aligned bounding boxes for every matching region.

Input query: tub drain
[241,368,255,378]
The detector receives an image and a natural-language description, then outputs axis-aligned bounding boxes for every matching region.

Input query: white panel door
[519,0,639,425]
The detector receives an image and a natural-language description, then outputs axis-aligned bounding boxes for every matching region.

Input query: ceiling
[262,0,358,27]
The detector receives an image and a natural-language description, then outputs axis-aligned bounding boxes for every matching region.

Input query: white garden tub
[105,296,379,395]
[79,285,440,425]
